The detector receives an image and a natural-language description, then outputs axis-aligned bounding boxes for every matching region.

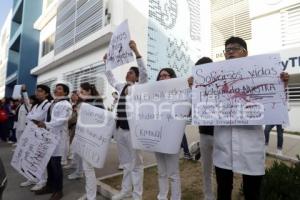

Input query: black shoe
[49,191,63,200]
[35,186,52,195]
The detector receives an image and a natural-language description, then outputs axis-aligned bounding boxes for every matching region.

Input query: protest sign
[127,78,191,154]
[12,85,22,99]
[106,19,134,70]
[71,103,115,168]
[11,122,59,182]
[192,54,289,125]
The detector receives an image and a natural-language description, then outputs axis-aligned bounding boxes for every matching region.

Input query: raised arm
[129,40,148,83]
[104,54,124,92]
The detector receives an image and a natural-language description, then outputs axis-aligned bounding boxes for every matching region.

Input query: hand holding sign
[106,20,134,70]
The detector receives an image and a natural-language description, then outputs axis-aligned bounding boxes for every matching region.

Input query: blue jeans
[264,125,284,149]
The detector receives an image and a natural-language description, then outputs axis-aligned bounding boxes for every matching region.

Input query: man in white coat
[105,40,148,200]
[213,36,289,200]
[19,85,51,191]
[34,83,72,200]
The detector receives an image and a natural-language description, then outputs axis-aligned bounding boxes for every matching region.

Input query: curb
[267,152,299,163]
[96,164,157,199]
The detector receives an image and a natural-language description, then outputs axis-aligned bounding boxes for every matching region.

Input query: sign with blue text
[127,78,191,154]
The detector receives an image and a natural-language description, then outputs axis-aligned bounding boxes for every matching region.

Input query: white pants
[72,153,83,174]
[82,159,97,200]
[62,132,70,162]
[116,128,144,200]
[155,153,181,200]
[200,134,214,200]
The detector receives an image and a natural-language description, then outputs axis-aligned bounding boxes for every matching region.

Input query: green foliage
[261,158,300,200]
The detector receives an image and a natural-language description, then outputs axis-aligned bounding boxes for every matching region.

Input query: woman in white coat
[19,85,52,191]
[34,83,72,200]
[155,68,182,200]
[76,82,105,200]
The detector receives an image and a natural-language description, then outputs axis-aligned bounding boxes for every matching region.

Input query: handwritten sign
[12,85,22,99]
[106,20,134,70]
[11,122,59,182]
[192,54,289,126]
[127,78,191,154]
[71,103,115,168]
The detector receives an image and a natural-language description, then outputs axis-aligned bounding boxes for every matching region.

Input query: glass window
[42,33,55,57]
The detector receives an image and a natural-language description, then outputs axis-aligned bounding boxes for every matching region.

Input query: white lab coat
[213,125,265,176]
[45,100,72,157]
[27,100,51,122]
[15,104,30,141]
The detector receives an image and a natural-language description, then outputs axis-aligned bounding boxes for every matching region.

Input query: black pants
[215,167,263,200]
[47,156,63,192]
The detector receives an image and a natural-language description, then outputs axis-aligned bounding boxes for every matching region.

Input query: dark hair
[36,84,52,101]
[129,66,139,78]
[195,57,213,65]
[156,68,177,81]
[72,90,78,94]
[56,83,70,96]
[29,95,38,107]
[80,82,100,97]
[36,84,50,94]
[225,36,247,50]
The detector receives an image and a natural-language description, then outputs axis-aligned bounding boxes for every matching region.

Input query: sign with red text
[192,54,289,125]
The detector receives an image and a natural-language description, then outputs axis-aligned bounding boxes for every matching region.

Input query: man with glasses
[213,36,289,200]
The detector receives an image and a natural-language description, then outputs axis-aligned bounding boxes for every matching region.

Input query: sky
[0,0,13,31]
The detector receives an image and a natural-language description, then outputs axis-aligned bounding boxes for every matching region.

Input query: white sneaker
[68,172,83,180]
[63,163,76,169]
[118,164,124,170]
[61,160,68,166]
[77,194,87,200]
[30,183,46,191]
[20,180,35,187]
[112,192,132,200]
[277,149,283,156]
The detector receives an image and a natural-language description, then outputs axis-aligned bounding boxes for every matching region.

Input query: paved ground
[0,141,155,200]
[1,127,299,200]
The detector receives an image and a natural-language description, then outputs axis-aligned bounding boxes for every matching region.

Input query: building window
[287,84,300,103]
[63,62,106,96]
[281,4,300,47]
[211,0,252,48]
[42,34,55,57]
[38,78,57,92]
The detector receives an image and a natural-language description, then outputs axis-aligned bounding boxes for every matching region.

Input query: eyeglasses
[223,46,246,53]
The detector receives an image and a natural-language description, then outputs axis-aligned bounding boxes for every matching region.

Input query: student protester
[188,56,215,200]
[73,82,105,200]
[104,40,148,200]
[14,86,31,145]
[213,36,289,200]
[154,68,182,200]
[34,83,72,200]
[19,85,52,191]
[264,124,284,155]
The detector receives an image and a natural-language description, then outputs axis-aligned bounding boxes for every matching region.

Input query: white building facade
[0,11,12,98]
[31,0,210,108]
